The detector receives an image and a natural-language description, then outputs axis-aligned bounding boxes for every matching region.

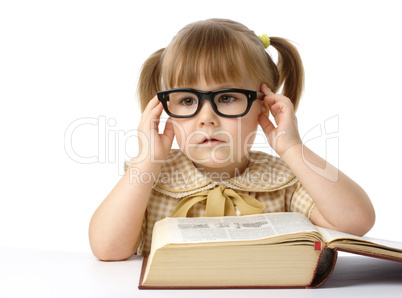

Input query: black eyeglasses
[157,88,264,118]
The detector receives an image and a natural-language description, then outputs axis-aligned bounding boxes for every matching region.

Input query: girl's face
[171,75,263,176]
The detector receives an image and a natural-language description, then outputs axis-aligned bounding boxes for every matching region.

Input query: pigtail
[137,48,165,112]
[269,37,304,110]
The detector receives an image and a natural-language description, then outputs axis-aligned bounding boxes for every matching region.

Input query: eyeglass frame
[157,88,265,118]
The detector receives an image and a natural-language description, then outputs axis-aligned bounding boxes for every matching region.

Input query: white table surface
[1,246,402,298]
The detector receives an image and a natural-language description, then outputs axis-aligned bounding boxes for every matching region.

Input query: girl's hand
[258,84,302,157]
[137,96,175,162]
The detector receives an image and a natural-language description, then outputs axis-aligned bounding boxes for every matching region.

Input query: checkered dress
[124,149,315,256]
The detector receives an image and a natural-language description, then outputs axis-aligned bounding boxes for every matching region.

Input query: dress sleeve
[285,181,315,218]
[124,158,135,173]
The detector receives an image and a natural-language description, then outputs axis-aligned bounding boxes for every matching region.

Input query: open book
[138,212,402,289]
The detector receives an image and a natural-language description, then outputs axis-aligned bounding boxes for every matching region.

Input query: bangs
[161,20,262,89]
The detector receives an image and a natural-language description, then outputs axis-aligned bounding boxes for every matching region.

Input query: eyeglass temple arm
[257,92,265,100]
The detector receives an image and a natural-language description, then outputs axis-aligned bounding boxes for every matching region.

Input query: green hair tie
[259,34,270,49]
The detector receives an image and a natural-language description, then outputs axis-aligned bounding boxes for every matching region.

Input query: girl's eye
[180,97,197,106]
[219,95,236,104]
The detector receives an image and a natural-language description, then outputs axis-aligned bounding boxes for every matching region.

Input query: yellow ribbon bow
[171,184,265,217]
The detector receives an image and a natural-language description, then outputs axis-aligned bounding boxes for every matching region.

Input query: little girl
[89,18,375,261]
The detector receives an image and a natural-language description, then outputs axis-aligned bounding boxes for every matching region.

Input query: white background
[1,0,401,254]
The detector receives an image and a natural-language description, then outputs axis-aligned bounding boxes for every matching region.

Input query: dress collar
[153,149,297,198]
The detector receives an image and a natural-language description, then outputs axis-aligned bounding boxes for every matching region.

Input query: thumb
[161,118,175,150]
[258,113,275,139]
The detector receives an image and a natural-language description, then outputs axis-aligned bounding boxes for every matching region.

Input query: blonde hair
[137,18,304,111]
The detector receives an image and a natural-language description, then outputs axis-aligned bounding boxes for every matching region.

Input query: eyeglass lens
[166,91,249,116]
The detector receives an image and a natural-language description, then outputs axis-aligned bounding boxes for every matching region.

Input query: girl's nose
[197,100,219,126]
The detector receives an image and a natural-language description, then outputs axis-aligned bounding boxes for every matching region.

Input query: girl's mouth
[199,138,225,146]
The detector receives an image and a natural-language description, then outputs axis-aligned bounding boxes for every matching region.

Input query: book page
[316,226,402,251]
[163,212,318,244]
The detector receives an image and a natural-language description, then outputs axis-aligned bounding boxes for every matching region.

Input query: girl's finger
[258,113,275,138]
[266,100,283,118]
[261,86,293,109]
[260,83,274,96]
[265,95,294,119]
[149,102,164,130]
[161,117,175,144]
[143,95,161,115]
[140,96,160,125]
